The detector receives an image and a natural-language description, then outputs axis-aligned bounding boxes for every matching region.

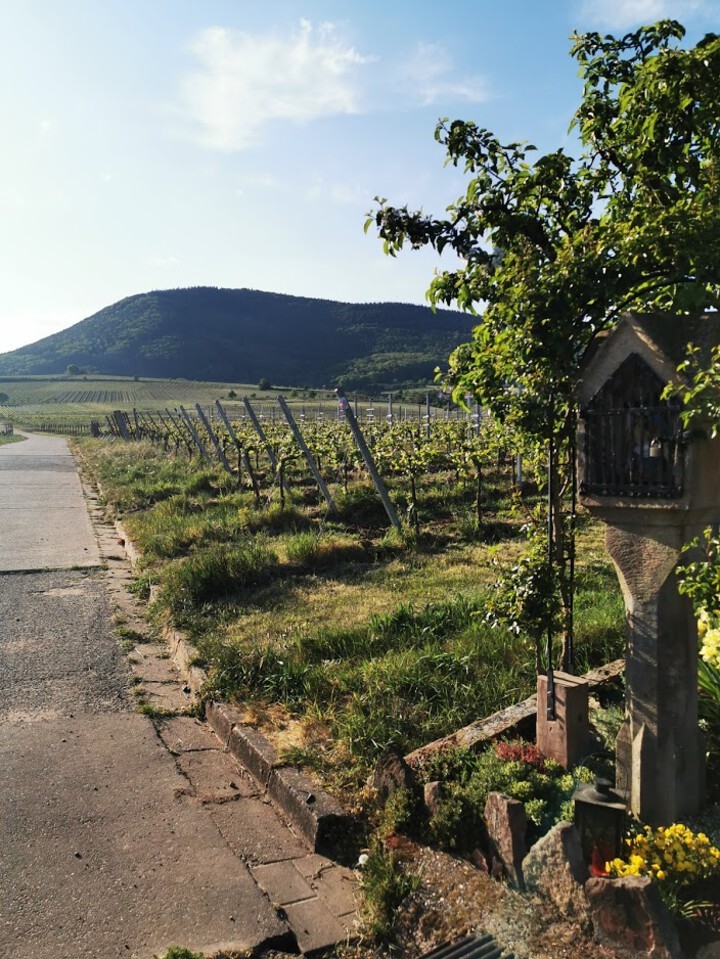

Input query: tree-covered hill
[0,287,473,390]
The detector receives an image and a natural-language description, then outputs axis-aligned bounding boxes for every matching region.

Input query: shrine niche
[577,313,720,825]
[581,352,684,499]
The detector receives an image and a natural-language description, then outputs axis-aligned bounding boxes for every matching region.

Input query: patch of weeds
[115,625,150,646]
[237,502,311,535]
[129,573,154,602]
[160,540,278,622]
[335,484,390,528]
[285,530,323,566]
[154,948,205,959]
[358,843,421,945]
[591,703,625,755]
[377,787,425,840]
[284,531,367,570]
[136,702,186,719]
[573,564,625,669]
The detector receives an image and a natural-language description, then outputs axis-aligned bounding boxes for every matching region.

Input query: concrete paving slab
[135,680,194,712]
[0,714,291,959]
[210,797,308,865]
[0,570,131,719]
[253,860,317,905]
[177,749,261,802]
[0,507,100,570]
[128,650,181,684]
[283,897,349,955]
[155,715,224,753]
[293,856,359,917]
[0,471,81,489]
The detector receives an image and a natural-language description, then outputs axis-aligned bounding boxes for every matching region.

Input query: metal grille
[420,933,514,959]
[581,353,684,498]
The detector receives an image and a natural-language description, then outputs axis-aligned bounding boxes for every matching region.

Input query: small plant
[154,948,204,959]
[608,822,720,917]
[484,532,561,672]
[494,740,547,769]
[285,531,323,566]
[358,843,421,944]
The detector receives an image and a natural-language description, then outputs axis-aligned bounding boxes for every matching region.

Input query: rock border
[115,520,353,857]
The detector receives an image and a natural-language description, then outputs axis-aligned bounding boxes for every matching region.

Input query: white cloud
[398,42,490,107]
[304,173,366,206]
[578,0,706,29]
[183,20,370,151]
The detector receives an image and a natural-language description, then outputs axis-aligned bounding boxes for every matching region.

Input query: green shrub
[420,740,594,851]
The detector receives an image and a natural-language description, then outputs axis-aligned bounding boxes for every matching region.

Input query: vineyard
[0,374,450,433]
[77,395,625,799]
[0,375,256,426]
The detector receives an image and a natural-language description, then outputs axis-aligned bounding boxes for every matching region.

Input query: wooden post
[195,403,233,476]
[178,406,212,464]
[336,389,401,530]
[243,397,291,496]
[277,395,336,513]
[112,410,131,440]
[215,401,260,499]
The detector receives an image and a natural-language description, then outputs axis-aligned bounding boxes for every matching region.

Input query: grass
[0,433,26,445]
[358,844,422,944]
[77,437,625,796]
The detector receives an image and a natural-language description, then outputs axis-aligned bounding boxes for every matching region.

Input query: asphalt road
[0,433,288,959]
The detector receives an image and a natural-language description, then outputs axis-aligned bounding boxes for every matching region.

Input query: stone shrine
[577,313,720,824]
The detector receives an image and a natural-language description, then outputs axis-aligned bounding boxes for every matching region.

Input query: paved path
[0,432,101,571]
[0,434,292,959]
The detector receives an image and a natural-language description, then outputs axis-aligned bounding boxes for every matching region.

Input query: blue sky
[1,0,717,352]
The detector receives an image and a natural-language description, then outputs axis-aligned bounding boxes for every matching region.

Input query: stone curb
[206,701,353,857]
[114,519,353,858]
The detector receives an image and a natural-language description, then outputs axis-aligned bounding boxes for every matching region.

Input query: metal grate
[580,352,684,498]
[420,932,514,959]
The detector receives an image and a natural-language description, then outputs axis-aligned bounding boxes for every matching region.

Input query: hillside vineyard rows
[76,394,624,796]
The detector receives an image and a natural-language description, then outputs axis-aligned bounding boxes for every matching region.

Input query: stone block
[585,876,682,959]
[423,781,445,818]
[536,672,590,769]
[371,745,416,803]
[227,721,277,786]
[483,792,527,889]
[268,764,353,857]
[522,821,588,919]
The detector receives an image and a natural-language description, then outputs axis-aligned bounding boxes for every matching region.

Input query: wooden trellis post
[276,395,336,513]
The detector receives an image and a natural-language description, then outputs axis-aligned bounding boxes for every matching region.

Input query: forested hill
[0,287,475,390]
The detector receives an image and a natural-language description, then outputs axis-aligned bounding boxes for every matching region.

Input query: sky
[0,0,718,353]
